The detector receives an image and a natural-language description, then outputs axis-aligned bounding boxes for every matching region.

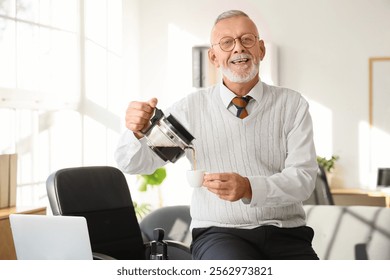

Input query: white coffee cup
[186,170,205,188]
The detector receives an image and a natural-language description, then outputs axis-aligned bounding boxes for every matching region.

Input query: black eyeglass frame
[211,33,260,52]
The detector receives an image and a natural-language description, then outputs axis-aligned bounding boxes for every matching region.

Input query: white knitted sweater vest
[167,83,309,229]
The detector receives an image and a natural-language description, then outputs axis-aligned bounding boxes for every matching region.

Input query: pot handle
[140,107,164,135]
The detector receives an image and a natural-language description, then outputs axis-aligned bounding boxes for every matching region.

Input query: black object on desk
[377,168,390,187]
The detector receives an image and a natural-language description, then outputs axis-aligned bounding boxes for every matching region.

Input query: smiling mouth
[230,58,250,64]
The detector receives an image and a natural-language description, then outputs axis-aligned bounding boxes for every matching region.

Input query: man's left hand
[203,172,252,201]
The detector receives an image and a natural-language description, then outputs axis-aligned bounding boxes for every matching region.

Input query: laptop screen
[9,214,93,260]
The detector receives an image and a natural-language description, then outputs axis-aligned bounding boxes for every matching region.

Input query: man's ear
[208,48,220,67]
[259,40,266,61]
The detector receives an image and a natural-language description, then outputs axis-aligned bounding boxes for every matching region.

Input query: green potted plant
[134,167,167,219]
[316,155,339,173]
[316,155,339,188]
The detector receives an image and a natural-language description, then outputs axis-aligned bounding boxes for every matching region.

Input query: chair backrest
[140,205,192,246]
[304,166,334,205]
[46,166,145,260]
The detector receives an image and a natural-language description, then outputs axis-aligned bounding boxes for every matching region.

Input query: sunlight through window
[0,0,123,207]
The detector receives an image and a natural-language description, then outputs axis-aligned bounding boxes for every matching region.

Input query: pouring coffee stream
[187,146,196,171]
[141,108,196,164]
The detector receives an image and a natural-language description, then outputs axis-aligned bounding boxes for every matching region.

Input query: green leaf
[317,155,339,173]
[133,201,151,220]
[142,168,167,186]
[137,167,167,192]
[138,181,148,192]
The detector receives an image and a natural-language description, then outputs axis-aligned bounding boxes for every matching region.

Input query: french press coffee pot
[141,108,195,163]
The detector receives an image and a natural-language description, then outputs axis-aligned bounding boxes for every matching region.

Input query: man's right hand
[125,98,158,139]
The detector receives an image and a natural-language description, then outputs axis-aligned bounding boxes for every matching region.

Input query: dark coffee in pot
[152,146,184,163]
[142,108,195,163]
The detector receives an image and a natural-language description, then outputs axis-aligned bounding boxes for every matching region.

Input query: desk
[0,206,46,260]
[331,188,390,208]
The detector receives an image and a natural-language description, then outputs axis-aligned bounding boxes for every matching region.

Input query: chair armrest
[93,252,117,260]
[165,240,191,253]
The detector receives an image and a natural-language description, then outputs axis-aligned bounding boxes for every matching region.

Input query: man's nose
[232,38,246,53]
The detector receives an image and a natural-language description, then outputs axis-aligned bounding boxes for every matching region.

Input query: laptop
[9,214,93,260]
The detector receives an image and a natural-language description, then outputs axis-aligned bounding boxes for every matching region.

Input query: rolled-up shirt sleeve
[114,129,166,175]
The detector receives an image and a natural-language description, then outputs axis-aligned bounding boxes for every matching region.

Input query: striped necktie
[231,96,252,119]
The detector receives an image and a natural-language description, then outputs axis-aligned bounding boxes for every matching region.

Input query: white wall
[123,0,390,198]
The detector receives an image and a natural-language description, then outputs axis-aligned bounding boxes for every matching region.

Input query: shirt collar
[219,80,264,108]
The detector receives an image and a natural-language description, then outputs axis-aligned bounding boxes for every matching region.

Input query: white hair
[214,10,249,25]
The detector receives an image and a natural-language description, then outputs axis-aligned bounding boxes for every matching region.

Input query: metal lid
[165,114,194,145]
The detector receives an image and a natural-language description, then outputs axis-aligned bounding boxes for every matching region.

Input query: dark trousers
[191,225,319,260]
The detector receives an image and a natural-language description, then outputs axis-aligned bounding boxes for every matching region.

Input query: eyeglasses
[211,33,259,52]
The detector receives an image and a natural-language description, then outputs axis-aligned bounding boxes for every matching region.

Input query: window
[0,0,123,208]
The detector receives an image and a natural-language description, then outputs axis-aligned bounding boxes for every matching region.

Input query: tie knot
[231,96,252,119]
[231,96,251,109]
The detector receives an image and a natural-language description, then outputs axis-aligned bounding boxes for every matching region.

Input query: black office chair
[46,166,191,260]
[303,166,334,205]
